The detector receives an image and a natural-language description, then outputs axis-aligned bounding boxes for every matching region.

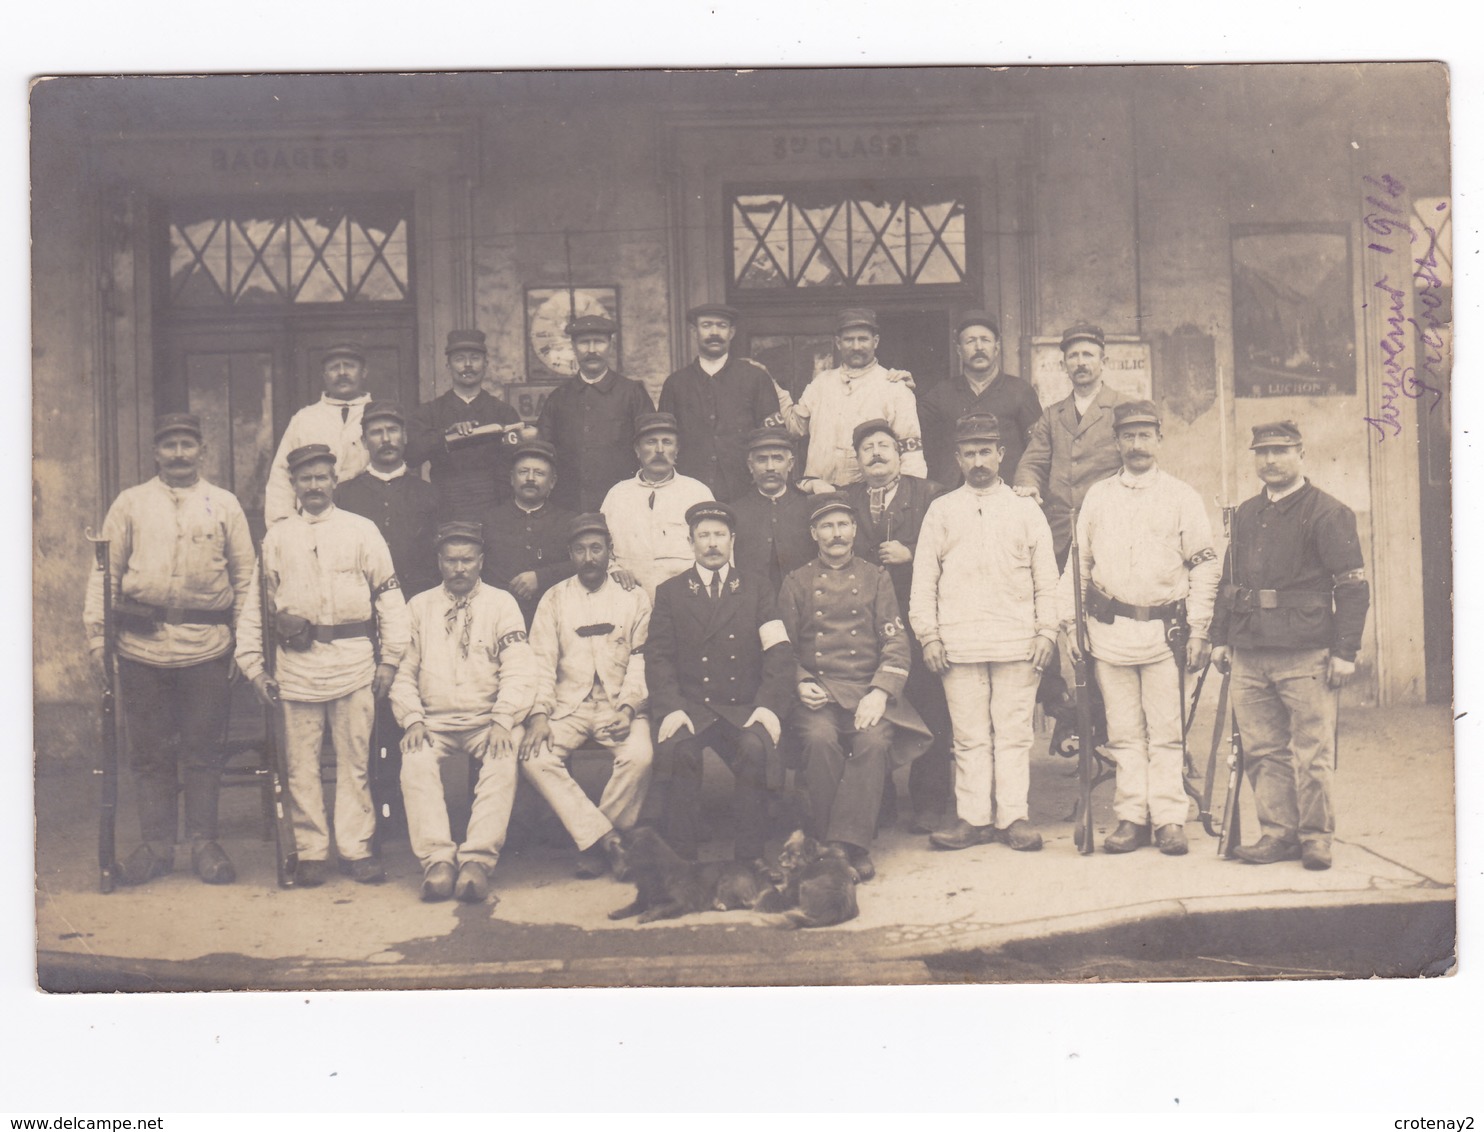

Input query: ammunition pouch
[275,611,314,651]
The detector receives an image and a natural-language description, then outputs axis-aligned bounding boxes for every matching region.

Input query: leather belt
[116,599,233,626]
[1087,586,1182,624]
[1227,586,1331,610]
[310,620,374,643]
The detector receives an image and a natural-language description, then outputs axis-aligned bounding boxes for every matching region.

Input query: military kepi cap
[445,329,487,355]
[435,520,484,548]
[323,340,366,364]
[852,418,898,450]
[836,307,879,333]
[286,443,336,472]
[1059,322,1105,351]
[633,411,680,441]
[568,314,617,338]
[745,425,794,453]
[567,513,610,542]
[953,412,1001,443]
[511,437,558,465]
[809,492,857,523]
[1250,420,1304,449]
[154,412,203,442]
[687,302,740,324]
[1113,400,1162,431]
[955,310,1001,340]
[685,500,737,530]
[362,402,405,427]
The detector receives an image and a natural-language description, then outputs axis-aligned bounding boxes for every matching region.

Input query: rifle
[259,555,299,887]
[1214,503,1245,858]
[1198,661,1229,837]
[86,529,120,894]
[1069,509,1096,855]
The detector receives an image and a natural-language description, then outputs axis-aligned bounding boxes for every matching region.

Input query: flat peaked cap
[435,521,484,547]
[685,501,737,530]
[322,340,366,365]
[955,310,1001,340]
[444,329,487,355]
[510,437,558,464]
[633,411,680,441]
[567,513,610,542]
[687,302,740,324]
[745,425,794,453]
[286,443,336,472]
[954,412,1001,443]
[852,417,898,450]
[361,402,405,428]
[1112,400,1162,431]
[154,412,203,442]
[836,307,879,333]
[809,492,857,524]
[568,314,617,338]
[1250,420,1304,449]
[1059,322,1105,351]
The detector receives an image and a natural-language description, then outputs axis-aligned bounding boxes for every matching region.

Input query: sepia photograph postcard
[29,64,1455,1005]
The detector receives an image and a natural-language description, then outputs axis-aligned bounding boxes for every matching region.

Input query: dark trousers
[652,719,771,861]
[370,697,407,849]
[116,654,233,848]
[904,635,953,816]
[795,703,892,851]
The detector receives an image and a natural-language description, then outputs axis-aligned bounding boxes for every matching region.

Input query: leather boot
[1103,821,1151,854]
[454,861,491,903]
[929,818,998,851]
[1001,819,1043,852]
[120,844,174,886]
[420,861,456,902]
[1301,841,1332,871]
[1154,824,1188,856]
[191,841,236,884]
[1232,835,1302,864]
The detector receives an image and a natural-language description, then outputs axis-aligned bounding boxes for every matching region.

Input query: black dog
[754,830,860,929]
[609,827,771,924]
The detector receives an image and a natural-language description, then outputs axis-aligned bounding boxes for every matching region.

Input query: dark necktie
[341,406,349,423]
[709,573,721,600]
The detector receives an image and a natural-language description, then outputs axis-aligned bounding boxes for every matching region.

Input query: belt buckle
[1258,589,1279,610]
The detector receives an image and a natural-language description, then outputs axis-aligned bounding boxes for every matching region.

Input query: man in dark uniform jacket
[407,329,525,522]
[537,314,652,513]
[336,402,441,597]
[1211,421,1370,872]
[779,493,933,881]
[729,426,816,594]
[842,418,952,830]
[920,310,1042,490]
[658,302,784,502]
[478,438,577,627]
[335,401,440,843]
[644,501,795,866]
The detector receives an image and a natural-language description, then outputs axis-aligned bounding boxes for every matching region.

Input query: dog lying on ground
[608,826,772,924]
[754,830,860,929]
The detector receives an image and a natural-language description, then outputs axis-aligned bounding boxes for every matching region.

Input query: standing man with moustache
[1061,401,1220,857]
[334,401,440,842]
[644,502,795,868]
[788,308,927,493]
[520,513,652,879]
[83,413,255,886]
[478,438,577,627]
[1014,323,1128,566]
[920,311,1043,490]
[236,444,410,887]
[390,522,538,903]
[264,342,375,526]
[779,494,934,880]
[408,329,525,522]
[658,302,784,503]
[537,314,652,513]
[600,412,713,602]
[912,413,1059,853]
[729,426,816,595]
[1212,421,1370,872]
[841,419,951,830]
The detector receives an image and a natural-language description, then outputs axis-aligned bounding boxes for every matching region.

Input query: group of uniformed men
[84,302,1370,904]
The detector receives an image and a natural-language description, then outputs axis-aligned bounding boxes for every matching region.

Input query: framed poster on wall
[1028,335,1152,408]
[1230,224,1355,397]
[524,285,621,379]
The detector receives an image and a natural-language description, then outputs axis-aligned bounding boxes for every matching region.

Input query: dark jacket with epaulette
[1210,480,1370,661]
[659,355,783,502]
[334,470,441,597]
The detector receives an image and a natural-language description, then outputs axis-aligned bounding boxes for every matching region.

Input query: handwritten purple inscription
[1363,174,1448,441]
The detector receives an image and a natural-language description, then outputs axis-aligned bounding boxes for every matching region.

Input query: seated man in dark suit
[643,501,795,868]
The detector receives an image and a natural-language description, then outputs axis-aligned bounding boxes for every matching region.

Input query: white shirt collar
[580,369,610,386]
[451,386,481,404]
[698,353,728,376]
[367,464,407,482]
[1266,476,1307,503]
[321,392,371,408]
[1118,466,1161,489]
[696,563,729,589]
[1072,384,1101,415]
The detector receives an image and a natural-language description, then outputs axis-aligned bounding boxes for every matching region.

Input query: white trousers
[282,687,376,862]
[401,723,522,872]
[941,659,1039,828]
[520,695,653,850]
[1094,655,1187,828]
